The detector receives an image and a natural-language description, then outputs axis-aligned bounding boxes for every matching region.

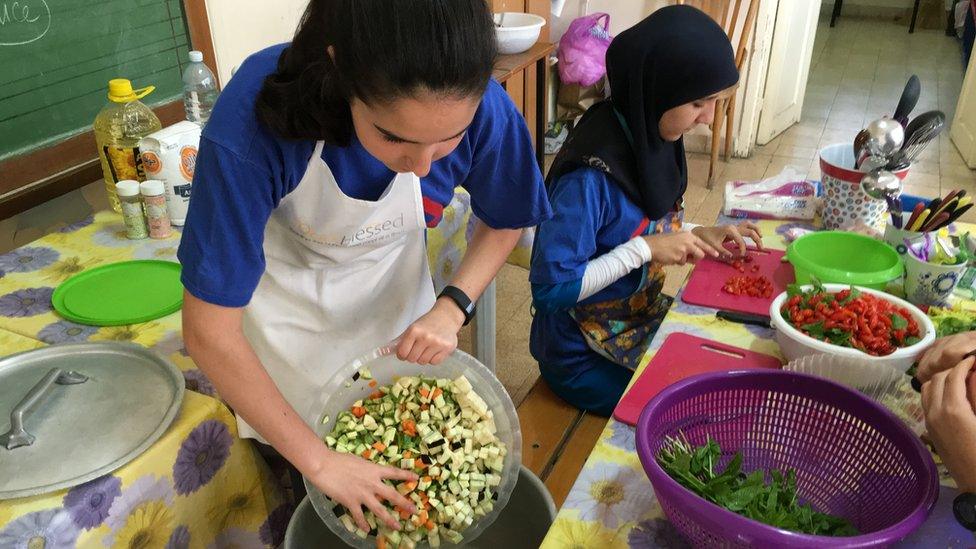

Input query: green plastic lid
[52,260,183,326]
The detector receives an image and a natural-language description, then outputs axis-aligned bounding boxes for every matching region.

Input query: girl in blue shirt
[178,0,550,532]
[530,6,761,416]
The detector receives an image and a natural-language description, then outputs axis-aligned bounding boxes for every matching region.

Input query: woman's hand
[395,298,464,365]
[309,447,419,532]
[691,221,764,258]
[921,356,976,492]
[643,232,718,266]
[917,332,976,384]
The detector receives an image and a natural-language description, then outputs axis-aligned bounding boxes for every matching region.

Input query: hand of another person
[917,332,976,384]
[921,356,976,492]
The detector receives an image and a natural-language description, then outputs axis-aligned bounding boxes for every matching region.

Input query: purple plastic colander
[635,370,939,548]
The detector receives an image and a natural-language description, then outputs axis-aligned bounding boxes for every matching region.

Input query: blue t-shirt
[529,167,654,371]
[178,44,551,307]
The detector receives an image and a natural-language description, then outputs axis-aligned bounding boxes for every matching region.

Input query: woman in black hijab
[529,5,763,416]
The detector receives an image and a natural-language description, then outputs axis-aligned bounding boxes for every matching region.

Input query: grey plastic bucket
[285,465,556,548]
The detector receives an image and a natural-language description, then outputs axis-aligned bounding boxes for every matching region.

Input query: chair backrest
[674,0,761,71]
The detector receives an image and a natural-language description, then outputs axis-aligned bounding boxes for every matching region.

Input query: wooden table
[494,42,556,170]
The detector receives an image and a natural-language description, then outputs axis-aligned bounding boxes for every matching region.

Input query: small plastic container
[139,180,172,239]
[115,180,148,240]
[306,346,522,548]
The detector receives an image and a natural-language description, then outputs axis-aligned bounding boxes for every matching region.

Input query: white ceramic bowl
[494,12,546,54]
[769,283,935,373]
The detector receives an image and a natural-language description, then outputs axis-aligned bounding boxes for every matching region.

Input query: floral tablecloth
[541,217,976,549]
[0,191,527,548]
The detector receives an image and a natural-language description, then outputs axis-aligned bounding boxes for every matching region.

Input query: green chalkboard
[0,0,190,161]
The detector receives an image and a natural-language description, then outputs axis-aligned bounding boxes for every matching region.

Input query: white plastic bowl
[493,12,546,55]
[769,284,935,373]
[306,346,522,548]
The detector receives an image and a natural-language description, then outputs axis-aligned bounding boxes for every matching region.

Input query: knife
[716,310,771,329]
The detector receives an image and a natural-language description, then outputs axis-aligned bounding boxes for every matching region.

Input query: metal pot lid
[0,342,184,499]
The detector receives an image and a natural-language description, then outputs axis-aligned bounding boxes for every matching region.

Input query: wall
[551,0,666,41]
[205,0,307,85]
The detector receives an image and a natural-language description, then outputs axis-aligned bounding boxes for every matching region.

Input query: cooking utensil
[1,369,88,450]
[0,343,184,500]
[613,333,782,426]
[853,129,871,168]
[901,110,946,161]
[865,117,906,159]
[861,168,903,200]
[935,202,974,231]
[716,310,772,328]
[905,202,926,230]
[893,74,921,127]
[860,155,890,172]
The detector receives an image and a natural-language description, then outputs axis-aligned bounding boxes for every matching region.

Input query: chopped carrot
[403,450,413,459]
[361,449,373,459]
[372,442,387,452]
[377,537,387,549]
[420,404,429,411]
[368,380,378,388]
[351,406,366,418]
[415,460,427,470]
[401,420,417,436]
[432,388,443,399]
[398,507,411,520]
[369,390,384,400]
[425,519,435,531]
[421,476,432,483]
[419,387,430,398]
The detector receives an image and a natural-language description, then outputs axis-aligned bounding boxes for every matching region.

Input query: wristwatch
[954,492,976,531]
[438,285,476,326]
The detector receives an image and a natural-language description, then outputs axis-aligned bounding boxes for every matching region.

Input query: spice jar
[140,180,172,239]
[116,180,148,240]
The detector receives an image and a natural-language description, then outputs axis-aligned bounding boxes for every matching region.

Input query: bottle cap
[140,180,166,196]
[108,79,154,103]
[188,50,203,63]
[116,180,141,197]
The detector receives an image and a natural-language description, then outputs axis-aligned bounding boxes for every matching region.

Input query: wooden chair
[676,0,761,189]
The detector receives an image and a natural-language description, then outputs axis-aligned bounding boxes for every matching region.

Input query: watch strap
[439,285,475,326]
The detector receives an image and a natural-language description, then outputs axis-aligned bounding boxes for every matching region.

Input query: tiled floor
[3,14,974,407]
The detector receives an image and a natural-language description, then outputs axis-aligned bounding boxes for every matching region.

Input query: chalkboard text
[0,0,51,46]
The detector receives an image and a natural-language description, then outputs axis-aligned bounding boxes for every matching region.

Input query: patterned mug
[904,252,966,307]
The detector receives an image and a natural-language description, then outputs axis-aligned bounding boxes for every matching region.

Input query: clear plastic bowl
[305,346,523,548]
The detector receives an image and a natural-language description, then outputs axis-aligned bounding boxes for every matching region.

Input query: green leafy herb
[890,313,908,330]
[657,435,858,537]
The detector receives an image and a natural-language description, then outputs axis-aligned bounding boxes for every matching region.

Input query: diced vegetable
[324,375,507,547]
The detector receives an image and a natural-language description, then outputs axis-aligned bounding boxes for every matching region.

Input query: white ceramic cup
[904,253,967,307]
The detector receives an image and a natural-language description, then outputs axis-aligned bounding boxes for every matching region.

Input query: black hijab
[547,5,739,220]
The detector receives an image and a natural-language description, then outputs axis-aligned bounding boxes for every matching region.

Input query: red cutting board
[613,333,782,426]
[681,247,794,316]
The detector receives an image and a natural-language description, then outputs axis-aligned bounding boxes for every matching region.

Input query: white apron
[239,141,435,440]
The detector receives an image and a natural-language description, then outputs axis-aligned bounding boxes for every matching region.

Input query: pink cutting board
[681,247,794,316]
[613,333,782,426]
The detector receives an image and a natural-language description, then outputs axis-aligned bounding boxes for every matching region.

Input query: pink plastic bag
[558,13,613,87]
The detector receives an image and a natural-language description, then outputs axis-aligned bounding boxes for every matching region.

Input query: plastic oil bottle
[93,79,162,212]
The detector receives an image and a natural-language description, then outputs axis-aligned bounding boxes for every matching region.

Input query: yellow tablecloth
[540,217,976,548]
[0,192,507,548]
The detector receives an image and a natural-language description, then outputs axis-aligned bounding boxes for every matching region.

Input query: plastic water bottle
[182,50,219,126]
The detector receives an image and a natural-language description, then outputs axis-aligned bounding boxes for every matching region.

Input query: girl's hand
[395,298,464,365]
[921,356,976,492]
[917,332,976,384]
[691,222,764,258]
[643,232,718,266]
[309,447,419,532]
